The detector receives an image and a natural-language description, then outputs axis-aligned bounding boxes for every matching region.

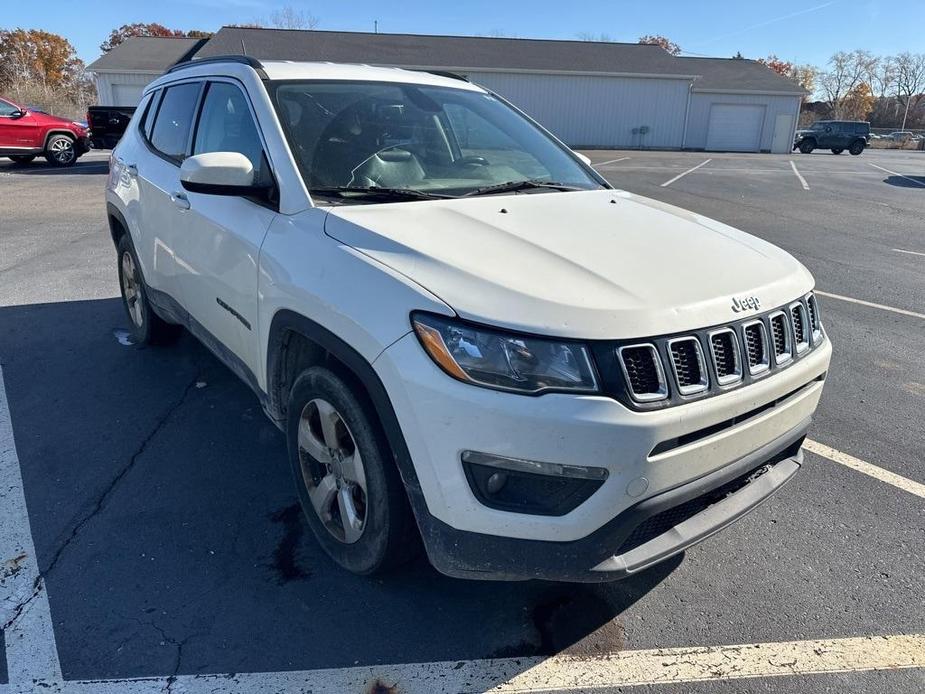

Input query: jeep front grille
[668,337,709,394]
[769,311,792,365]
[709,329,742,385]
[790,302,809,353]
[610,293,823,409]
[743,320,770,375]
[618,344,667,402]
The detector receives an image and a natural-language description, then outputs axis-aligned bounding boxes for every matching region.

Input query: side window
[139,91,159,140]
[0,100,18,116]
[193,82,266,177]
[149,82,202,162]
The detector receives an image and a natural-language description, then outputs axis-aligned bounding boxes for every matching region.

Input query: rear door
[135,80,204,302]
[171,79,277,379]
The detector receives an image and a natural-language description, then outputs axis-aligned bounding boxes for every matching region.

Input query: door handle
[170,192,190,210]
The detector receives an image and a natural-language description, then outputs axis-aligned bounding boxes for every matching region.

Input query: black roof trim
[168,55,266,76]
[414,69,469,82]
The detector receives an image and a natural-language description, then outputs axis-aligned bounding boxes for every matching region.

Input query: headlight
[411,313,599,394]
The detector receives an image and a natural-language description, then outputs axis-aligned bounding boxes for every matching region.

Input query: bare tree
[890,52,925,130]
[269,6,320,30]
[576,32,614,42]
[819,50,877,118]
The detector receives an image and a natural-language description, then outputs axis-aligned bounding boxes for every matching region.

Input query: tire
[9,155,36,164]
[116,235,181,345]
[44,134,77,167]
[830,148,844,155]
[849,140,865,155]
[799,139,815,154]
[286,366,418,575]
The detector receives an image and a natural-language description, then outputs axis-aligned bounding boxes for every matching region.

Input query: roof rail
[167,55,265,75]
[414,69,469,82]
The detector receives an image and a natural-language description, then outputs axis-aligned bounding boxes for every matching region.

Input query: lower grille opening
[649,376,823,457]
[617,440,803,556]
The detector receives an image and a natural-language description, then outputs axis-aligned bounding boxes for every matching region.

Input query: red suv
[0,97,91,167]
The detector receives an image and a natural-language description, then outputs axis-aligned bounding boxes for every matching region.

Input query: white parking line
[868,162,925,187]
[661,158,712,187]
[789,160,810,190]
[804,439,925,500]
[10,634,922,692]
[815,290,925,320]
[594,156,631,167]
[0,367,63,688]
[893,248,925,258]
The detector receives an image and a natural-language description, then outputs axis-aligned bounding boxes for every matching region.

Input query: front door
[0,99,41,151]
[170,80,277,379]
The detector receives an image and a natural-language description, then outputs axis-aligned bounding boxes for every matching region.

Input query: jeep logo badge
[731,295,761,313]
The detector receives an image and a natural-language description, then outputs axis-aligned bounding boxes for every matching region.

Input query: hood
[323,189,814,340]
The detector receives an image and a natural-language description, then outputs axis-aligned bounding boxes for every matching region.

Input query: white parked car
[106,57,831,581]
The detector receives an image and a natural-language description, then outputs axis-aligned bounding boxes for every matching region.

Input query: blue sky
[7,0,923,66]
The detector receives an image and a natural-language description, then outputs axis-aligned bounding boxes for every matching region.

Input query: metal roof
[89,29,806,94]
[86,37,208,73]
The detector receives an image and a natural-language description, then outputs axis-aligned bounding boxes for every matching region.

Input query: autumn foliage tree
[101,23,190,52]
[637,35,681,55]
[0,28,93,117]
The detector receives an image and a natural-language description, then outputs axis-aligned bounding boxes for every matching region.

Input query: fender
[106,202,130,249]
[266,309,422,494]
[42,129,78,149]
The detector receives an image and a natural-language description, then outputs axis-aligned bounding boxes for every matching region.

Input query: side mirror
[9,109,26,119]
[180,152,268,197]
[573,151,592,167]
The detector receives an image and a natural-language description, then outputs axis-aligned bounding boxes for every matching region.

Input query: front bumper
[375,330,830,580]
[416,420,805,581]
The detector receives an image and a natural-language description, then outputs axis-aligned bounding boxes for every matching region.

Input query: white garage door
[705,104,766,152]
[112,83,145,106]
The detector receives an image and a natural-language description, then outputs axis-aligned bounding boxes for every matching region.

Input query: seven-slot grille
[769,311,792,364]
[709,329,742,385]
[615,294,822,406]
[790,302,809,352]
[668,337,708,394]
[618,344,667,401]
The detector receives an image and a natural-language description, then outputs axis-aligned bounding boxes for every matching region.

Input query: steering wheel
[455,155,490,167]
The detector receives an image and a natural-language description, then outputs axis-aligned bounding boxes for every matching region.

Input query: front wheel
[286,366,418,575]
[831,148,844,155]
[44,134,77,167]
[799,140,815,154]
[9,155,36,164]
[849,141,865,155]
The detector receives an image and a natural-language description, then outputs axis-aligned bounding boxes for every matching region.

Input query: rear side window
[150,82,202,162]
[140,91,159,140]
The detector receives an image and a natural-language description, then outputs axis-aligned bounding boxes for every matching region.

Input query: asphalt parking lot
[1,147,923,693]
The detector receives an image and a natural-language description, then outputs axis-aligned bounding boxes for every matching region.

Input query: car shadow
[882,175,925,188]
[0,297,680,684]
[1,159,109,176]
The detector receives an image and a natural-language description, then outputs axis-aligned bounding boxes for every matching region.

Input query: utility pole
[374,20,378,34]
[900,96,911,131]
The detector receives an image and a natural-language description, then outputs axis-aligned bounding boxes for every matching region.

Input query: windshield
[269,80,604,200]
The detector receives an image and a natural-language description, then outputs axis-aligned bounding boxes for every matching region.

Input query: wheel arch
[106,202,130,250]
[266,309,422,493]
[42,129,77,149]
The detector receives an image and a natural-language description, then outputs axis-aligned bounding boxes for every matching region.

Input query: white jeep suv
[106,57,831,581]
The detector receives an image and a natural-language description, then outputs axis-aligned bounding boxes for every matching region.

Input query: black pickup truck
[86,106,136,150]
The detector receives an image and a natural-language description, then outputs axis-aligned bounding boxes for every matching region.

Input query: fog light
[461,451,607,516]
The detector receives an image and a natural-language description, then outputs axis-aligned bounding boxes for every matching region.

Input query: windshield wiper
[309,186,456,201]
[462,179,586,197]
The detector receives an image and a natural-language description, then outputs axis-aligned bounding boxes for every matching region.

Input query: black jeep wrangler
[793,120,870,155]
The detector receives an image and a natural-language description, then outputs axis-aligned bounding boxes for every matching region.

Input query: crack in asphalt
[40,369,202,579]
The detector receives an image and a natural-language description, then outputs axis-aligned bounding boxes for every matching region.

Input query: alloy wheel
[297,398,368,544]
[50,138,75,164]
[120,252,144,327]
